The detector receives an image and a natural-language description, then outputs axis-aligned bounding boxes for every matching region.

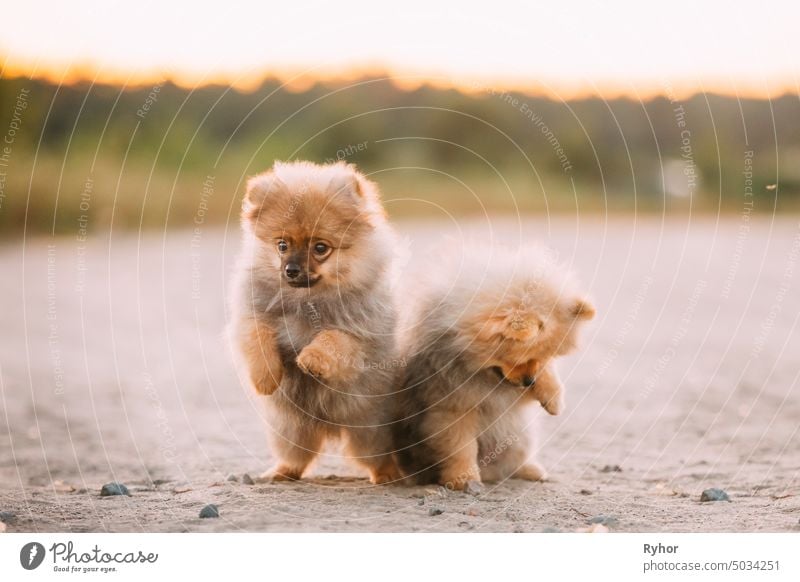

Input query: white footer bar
[1,533,797,581]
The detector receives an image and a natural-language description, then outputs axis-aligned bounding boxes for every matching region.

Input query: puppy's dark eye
[313,242,329,255]
[277,240,288,253]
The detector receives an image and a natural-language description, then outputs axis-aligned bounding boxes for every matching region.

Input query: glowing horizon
[2,0,799,99]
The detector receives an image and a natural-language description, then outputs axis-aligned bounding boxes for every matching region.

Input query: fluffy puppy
[229,161,401,484]
[394,245,595,489]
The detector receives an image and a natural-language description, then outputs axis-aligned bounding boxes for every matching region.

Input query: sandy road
[1,217,799,532]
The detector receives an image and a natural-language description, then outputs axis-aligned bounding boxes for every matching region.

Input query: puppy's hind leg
[513,462,548,482]
[264,422,324,482]
[480,426,547,483]
[480,438,528,482]
[343,427,402,485]
[429,411,481,491]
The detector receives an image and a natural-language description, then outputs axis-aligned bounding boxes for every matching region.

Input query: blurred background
[1,0,799,234]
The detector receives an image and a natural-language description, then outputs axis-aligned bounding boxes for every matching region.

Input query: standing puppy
[394,246,595,489]
[229,161,401,484]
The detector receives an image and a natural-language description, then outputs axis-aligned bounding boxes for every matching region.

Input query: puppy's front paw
[251,370,282,396]
[237,318,284,396]
[539,391,564,415]
[532,367,564,416]
[296,343,337,380]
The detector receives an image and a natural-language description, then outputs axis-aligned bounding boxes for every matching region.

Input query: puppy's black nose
[522,375,536,387]
[284,263,301,279]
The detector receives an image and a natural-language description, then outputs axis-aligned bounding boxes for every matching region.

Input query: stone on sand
[587,515,619,527]
[100,482,130,497]
[199,504,220,519]
[700,488,730,502]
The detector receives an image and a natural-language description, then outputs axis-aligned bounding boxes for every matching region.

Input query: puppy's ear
[476,315,509,342]
[243,172,285,220]
[327,170,363,203]
[477,311,542,342]
[566,297,596,321]
[328,166,386,223]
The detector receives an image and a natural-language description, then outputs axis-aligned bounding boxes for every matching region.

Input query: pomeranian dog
[228,161,402,484]
[394,245,595,489]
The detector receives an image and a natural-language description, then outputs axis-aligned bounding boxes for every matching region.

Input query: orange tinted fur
[394,245,595,488]
[229,161,401,485]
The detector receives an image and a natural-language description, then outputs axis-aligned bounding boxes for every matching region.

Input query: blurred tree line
[0,74,797,235]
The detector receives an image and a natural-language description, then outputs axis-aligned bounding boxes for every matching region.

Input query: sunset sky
[2,0,798,97]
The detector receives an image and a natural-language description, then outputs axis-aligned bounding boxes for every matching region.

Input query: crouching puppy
[229,161,401,484]
[394,246,595,489]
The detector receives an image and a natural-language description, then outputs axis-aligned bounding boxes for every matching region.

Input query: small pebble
[587,515,619,527]
[579,489,593,495]
[463,480,484,496]
[199,504,220,519]
[428,508,444,516]
[700,488,730,502]
[226,474,238,483]
[0,511,15,523]
[417,499,425,506]
[100,482,130,497]
[600,464,623,473]
[241,474,255,485]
